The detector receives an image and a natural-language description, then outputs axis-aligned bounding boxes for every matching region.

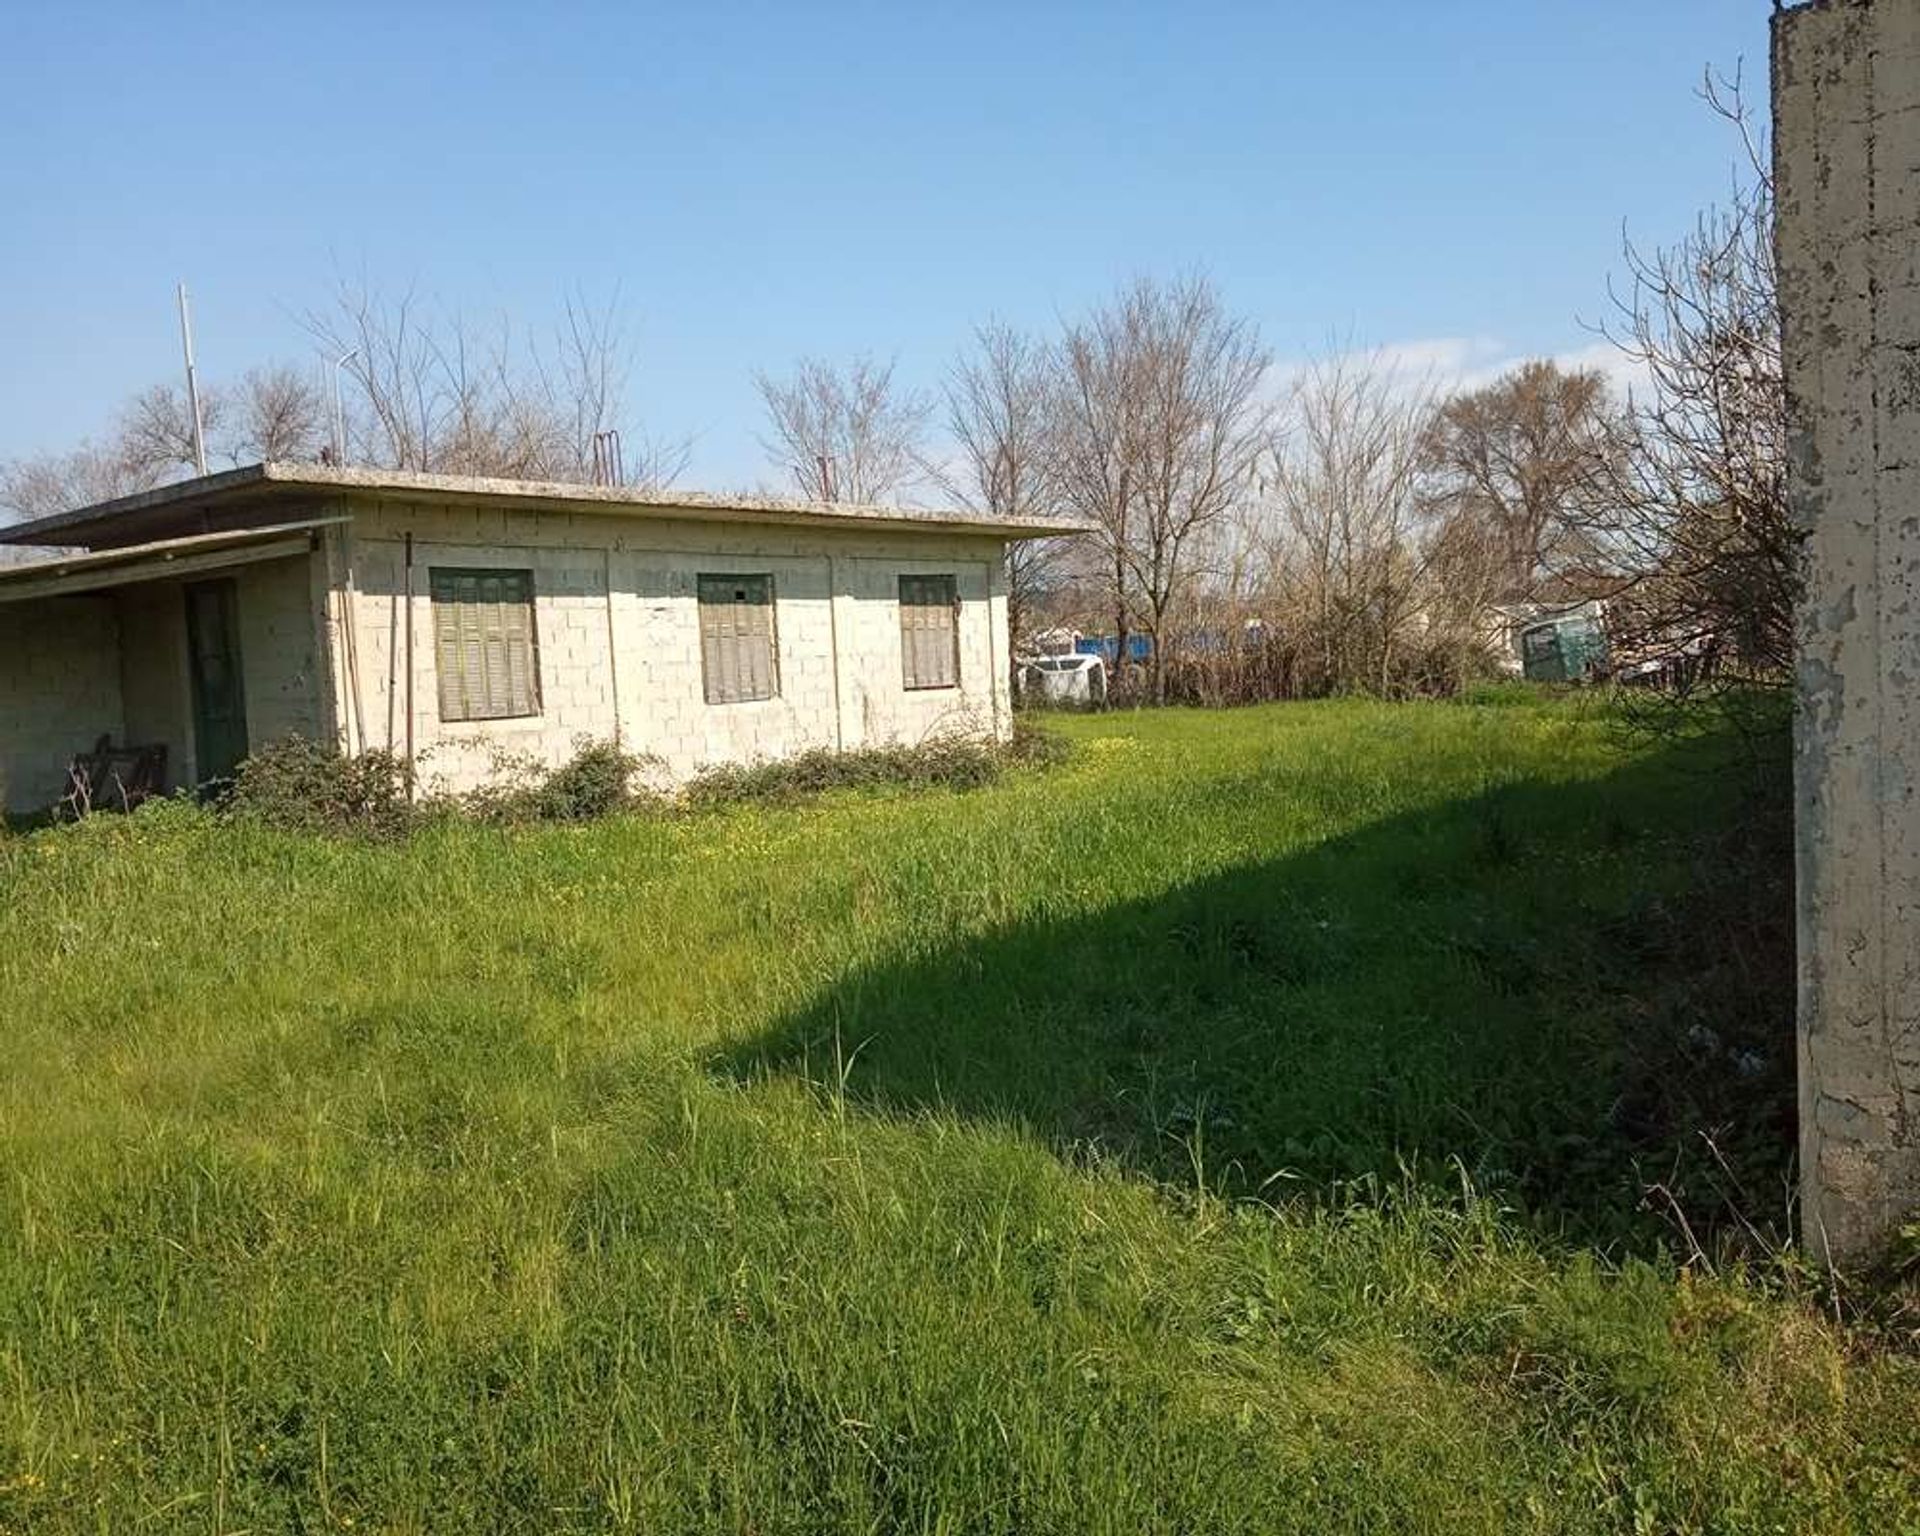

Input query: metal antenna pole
[177,282,209,475]
[332,348,360,465]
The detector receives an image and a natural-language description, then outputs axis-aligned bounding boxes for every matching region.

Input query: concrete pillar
[1775,0,1920,1263]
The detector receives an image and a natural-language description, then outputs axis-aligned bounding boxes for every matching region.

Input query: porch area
[0,524,333,814]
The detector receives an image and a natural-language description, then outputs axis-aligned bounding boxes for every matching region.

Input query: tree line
[767,72,1787,703]
[1,79,1785,700]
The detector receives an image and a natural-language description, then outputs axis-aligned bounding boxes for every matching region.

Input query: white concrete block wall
[0,503,1017,813]
[333,499,1014,793]
[233,554,327,750]
[619,551,840,774]
[343,535,622,789]
[835,555,1004,751]
[0,596,124,813]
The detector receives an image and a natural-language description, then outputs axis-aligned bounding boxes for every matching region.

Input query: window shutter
[494,577,536,717]
[899,575,959,689]
[430,568,541,721]
[433,577,466,720]
[698,588,731,703]
[698,574,778,703]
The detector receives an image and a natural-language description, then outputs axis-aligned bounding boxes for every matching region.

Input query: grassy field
[1,698,1913,1532]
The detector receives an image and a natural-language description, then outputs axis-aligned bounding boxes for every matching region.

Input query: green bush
[92,730,1070,838]
[461,739,657,823]
[683,725,1065,809]
[531,739,649,820]
[225,737,416,837]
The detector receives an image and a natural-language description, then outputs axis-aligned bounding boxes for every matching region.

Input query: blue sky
[0,1,1772,490]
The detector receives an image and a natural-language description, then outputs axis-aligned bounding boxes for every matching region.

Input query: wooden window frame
[899,573,961,691]
[697,573,781,704]
[429,566,542,723]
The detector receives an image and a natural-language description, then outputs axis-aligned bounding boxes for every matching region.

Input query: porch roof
[0,520,339,605]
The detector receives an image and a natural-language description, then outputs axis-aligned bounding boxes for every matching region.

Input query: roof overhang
[0,462,1098,550]
[0,520,338,605]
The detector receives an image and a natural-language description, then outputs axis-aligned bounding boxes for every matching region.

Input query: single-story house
[0,463,1087,813]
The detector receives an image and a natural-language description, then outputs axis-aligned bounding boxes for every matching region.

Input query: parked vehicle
[1016,652,1108,707]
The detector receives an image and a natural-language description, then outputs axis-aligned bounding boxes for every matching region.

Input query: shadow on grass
[716,734,1795,1256]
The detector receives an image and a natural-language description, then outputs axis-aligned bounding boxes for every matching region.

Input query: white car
[1016,652,1108,706]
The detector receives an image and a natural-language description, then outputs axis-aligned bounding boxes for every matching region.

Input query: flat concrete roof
[0,462,1097,549]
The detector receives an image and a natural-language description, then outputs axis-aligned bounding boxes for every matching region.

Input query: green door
[185,578,248,785]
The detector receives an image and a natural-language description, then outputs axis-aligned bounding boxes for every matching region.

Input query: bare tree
[941,322,1064,645]
[304,280,686,488]
[119,382,221,480]
[228,364,326,463]
[117,368,326,474]
[1126,279,1270,701]
[1055,276,1270,701]
[4,281,683,526]
[0,440,163,524]
[1592,68,1793,686]
[1055,299,1145,686]
[1420,359,1622,599]
[310,281,437,471]
[1259,349,1439,694]
[755,354,931,504]
[1,363,333,528]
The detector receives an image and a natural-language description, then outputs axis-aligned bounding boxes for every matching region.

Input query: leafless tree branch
[755,354,931,504]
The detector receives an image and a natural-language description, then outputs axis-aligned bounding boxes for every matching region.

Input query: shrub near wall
[224,738,417,837]
[460,741,653,824]
[219,729,1069,835]
[223,737,657,834]
[683,725,1064,808]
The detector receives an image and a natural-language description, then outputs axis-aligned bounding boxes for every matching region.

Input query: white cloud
[1273,333,1652,404]
[1372,335,1509,384]
[1541,339,1654,403]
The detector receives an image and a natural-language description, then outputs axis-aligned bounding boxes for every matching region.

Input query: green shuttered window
[698,574,779,703]
[899,574,960,690]
[430,568,541,722]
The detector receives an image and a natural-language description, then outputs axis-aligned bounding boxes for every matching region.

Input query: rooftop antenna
[176,282,209,476]
[592,429,623,486]
[330,348,359,466]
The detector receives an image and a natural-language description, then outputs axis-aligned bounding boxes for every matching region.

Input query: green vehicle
[1519,611,1609,683]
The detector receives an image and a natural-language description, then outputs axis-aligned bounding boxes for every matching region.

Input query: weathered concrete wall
[230,553,328,751]
[0,552,327,808]
[112,554,324,790]
[117,583,194,788]
[332,499,1011,794]
[1776,0,1920,1260]
[0,597,124,813]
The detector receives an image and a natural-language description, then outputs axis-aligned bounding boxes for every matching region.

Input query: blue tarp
[1075,635,1154,663]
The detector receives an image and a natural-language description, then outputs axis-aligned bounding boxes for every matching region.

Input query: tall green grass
[0,699,1911,1532]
